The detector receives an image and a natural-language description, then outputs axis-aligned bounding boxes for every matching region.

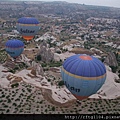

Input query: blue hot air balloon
[16,17,39,41]
[61,54,106,100]
[5,39,24,59]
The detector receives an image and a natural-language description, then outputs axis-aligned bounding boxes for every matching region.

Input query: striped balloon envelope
[61,54,106,100]
[5,39,24,59]
[16,17,39,41]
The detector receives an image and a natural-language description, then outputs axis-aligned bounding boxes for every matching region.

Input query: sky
[4,0,120,8]
[42,0,120,8]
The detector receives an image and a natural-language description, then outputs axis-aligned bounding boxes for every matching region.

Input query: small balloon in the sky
[16,17,40,41]
[5,39,24,59]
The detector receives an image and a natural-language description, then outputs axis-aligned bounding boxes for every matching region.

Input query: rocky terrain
[104,52,118,67]
[0,0,120,115]
[0,53,120,114]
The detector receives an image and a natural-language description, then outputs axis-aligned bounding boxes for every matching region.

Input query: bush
[6,109,10,113]
[88,109,92,112]
[40,100,43,104]
[9,69,15,73]
[49,61,62,67]
[41,63,47,67]
[8,99,11,103]
[56,51,61,54]
[2,94,5,98]
[15,98,20,101]
[11,83,19,88]
[58,81,64,86]
[6,95,10,99]
[4,105,8,108]
[45,109,48,113]
[27,88,32,92]
[13,103,17,106]
[14,66,19,70]
[36,55,41,61]
[47,79,51,82]
[110,66,118,73]
[52,106,55,111]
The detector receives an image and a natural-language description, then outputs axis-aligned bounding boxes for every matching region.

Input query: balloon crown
[80,55,92,60]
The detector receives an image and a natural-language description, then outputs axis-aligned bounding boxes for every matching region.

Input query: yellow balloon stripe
[17,23,39,26]
[61,67,106,80]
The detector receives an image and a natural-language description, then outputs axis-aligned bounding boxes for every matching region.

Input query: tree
[110,66,118,73]
[36,55,41,61]
[101,57,105,62]
[52,106,55,111]
[58,81,64,86]
[118,74,120,78]
[60,59,62,62]
[11,83,19,88]
[56,50,61,54]
[6,109,10,113]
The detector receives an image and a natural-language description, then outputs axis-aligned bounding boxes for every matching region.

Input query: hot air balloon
[16,17,39,41]
[5,39,24,59]
[61,54,106,100]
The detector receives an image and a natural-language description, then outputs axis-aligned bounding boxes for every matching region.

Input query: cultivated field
[0,82,119,114]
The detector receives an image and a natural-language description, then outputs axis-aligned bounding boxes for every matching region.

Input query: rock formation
[38,42,54,63]
[31,61,44,76]
[20,54,31,67]
[104,52,118,67]
[41,88,76,107]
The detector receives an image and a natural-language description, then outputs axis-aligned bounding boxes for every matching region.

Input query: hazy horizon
[3,0,120,8]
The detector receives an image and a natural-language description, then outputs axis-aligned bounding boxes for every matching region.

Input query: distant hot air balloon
[5,39,24,59]
[61,54,106,100]
[16,17,39,41]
